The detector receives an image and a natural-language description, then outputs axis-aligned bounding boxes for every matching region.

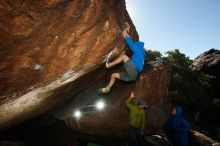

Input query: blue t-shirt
[125,37,146,72]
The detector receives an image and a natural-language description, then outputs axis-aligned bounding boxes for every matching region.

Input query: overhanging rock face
[0,0,170,140]
[0,0,137,99]
[0,0,137,129]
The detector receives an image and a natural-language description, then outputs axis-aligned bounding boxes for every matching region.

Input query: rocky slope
[193,49,220,75]
[193,48,220,98]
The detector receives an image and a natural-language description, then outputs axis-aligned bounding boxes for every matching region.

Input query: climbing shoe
[98,87,110,94]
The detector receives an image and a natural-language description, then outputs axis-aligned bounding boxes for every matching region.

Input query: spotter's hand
[130,91,135,99]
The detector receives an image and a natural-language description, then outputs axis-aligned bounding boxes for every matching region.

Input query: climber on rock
[99,26,146,93]
[126,91,147,146]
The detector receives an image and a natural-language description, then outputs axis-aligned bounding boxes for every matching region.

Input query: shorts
[119,59,138,81]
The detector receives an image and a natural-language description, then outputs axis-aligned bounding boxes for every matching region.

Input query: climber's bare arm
[129,91,135,99]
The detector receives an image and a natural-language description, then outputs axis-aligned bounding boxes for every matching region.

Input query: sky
[126,0,220,59]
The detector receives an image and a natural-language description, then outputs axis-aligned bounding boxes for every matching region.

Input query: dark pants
[128,126,143,146]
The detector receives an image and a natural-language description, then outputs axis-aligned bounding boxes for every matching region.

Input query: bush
[164,49,213,113]
[147,49,219,132]
[145,49,162,61]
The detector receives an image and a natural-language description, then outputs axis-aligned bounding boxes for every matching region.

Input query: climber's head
[131,97,138,105]
[172,106,183,116]
[172,107,176,115]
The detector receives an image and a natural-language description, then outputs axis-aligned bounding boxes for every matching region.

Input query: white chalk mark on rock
[89,0,95,7]
[34,64,43,70]
[62,70,76,80]
[103,47,119,63]
[34,47,41,51]
[0,64,101,129]
[105,20,109,28]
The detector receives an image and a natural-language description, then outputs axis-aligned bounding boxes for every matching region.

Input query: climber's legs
[100,55,129,93]
[106,55,129,68]
[99,73,120,93]
[99,55,138,94]
[108,73,120,89]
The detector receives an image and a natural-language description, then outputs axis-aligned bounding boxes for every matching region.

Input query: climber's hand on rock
[123,30,129,38]
[125,22,130,32]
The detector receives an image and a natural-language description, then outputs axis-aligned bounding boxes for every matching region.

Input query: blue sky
[126,0,220,59]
